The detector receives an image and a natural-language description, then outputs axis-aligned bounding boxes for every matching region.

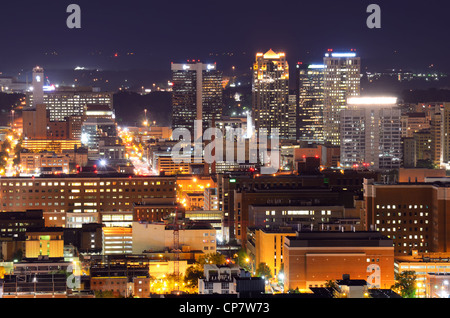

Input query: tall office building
[288,94,297,140]
[171,61,223,137]
[27,86,113,122]
[430,111,442,165]
[32,66,44,107]
[252,49,289,139]
[340,97,401,170]
[440,104,450,168]
[323,50,361,145]
[296,63,325,142]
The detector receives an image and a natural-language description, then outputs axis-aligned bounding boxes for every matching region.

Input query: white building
[323,51,361,145]
[340,97,402,170]
[198,264,245,295]
[132,221,217,254]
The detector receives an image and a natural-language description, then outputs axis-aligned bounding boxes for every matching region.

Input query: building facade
[171,61,223,136]
[296,63,324,142]
[340,97,401,170]
[252,50,289,139]
[283,231,395,291]
[323,51,361,145]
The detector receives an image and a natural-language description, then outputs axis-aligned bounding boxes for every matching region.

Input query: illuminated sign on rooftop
[325,52,357,58]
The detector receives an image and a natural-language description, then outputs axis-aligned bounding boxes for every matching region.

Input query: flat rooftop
[285,231,393,248]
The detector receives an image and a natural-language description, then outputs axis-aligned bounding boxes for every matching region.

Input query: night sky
[1,0,449,75]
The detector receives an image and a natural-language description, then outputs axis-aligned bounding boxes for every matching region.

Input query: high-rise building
[32,66,44,107]
[296,63,325,142]
[288,94,297,140]
[363,178,450,255]
[323,51,361,145]
[431,112,442,165]
[27,86,113,122]
[171,61,223,137]
[440,104,450,167]
[340,97,401,170]
[252,50,289,139]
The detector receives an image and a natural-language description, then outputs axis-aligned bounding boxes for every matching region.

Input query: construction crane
[173,205,181,290]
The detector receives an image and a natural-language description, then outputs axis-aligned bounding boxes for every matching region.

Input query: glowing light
[308,64,325,69]
[330,52,357,58]
[347,97,398,105]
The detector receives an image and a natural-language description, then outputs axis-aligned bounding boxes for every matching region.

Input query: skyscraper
[171,61,223,137]
[252,50,289,139]
[440,103,450,168]
[296,63,325,142]
[340,97,401,170]
[32,66,44,107]
[323,50,361,145]
[27,85,113,122]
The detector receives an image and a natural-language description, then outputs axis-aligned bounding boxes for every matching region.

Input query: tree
[94,290,115,298]
[12,248,23,262]
[256,262,272,279]
[235,248,251,272]
[287,287,300,294]
[184,265,204,289]
[325,280,339,290]
[197,252,226,267]
[391,270,417,298]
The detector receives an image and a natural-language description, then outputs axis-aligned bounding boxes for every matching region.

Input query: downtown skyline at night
[1,0,450,311]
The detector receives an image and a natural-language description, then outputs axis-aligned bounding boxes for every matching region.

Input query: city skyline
[2,0,450,304]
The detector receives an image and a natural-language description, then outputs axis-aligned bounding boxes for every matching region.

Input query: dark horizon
[1,0,449,77]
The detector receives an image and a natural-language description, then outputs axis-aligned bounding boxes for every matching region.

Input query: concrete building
[246,228,296,277]
[25,228,64,259]
[198,264,264,296]
[283,231,395,291]
[364,178,450,255]
[323,51,360,145]
[340,97,401,170]
[171,61,223,136]
[20,151,70,175]
[296,63,325,142]
[102,227,132,255]
[132,221,216,255]
[204,187,219,211]
[27,85,113,123]
[132,197,180,223]
[0,174,176,228]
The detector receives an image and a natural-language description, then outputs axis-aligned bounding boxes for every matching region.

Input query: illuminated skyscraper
[340,97,401,170]
[171,61,223,137]
[32,66,44,107]
[296,63,325,142]
[28,86,113,122]
[323,50,361,145]
[252,49,289,139]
